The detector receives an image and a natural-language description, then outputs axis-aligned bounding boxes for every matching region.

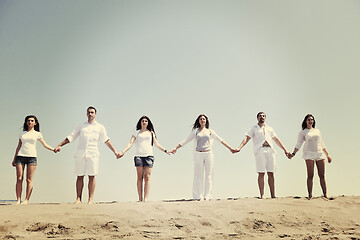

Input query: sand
[0,196,359,240]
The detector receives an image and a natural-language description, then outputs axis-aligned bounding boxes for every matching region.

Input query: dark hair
[23,115,40,132]
[193,114,209,129]
[301,114,316,130]
[87,106,97,113]
[136,116,156,145]
[257,112,266,118]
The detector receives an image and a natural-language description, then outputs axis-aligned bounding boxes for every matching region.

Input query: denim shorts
[15,156,37,166]
[134,156,154,168]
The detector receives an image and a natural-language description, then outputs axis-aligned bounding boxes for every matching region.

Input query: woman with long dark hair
[118,116,169,202]
[170,114,235,201]
[12,115,55,204]
[289,114,332,199]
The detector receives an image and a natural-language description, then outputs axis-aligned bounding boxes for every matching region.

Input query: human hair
[257,112,266,118]
[87,106,97,113]
[23,115,40,132]
[193,114,209,129]
[301,114,316,130]
[136,116,156,145]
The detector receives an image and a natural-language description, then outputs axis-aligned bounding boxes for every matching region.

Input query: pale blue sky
[1,0,359,203]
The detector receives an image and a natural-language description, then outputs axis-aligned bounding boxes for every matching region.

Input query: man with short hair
[234,112,290,199]
[55,106,119,204]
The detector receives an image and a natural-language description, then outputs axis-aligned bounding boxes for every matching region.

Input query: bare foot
[16,200,21,205]
[74,198,82,204]
[87,199,93,204]
[21,200,29,205]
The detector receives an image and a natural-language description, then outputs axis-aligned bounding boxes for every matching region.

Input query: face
[141,118,148,128]
[27,117,36,129]
[306,116,314,128]
[199,116,207,127]
[257,113,266,123]
[87,109,96,121]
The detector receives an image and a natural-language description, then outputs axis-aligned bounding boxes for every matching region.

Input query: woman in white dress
[289,114,332,199]
[170,114,235,201]
[118,116,170,202]
[12,115,55,204]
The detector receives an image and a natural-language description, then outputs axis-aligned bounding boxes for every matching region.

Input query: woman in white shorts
[118,116,170,202]
[12,115,55,204]
[289,114,332,199]
[170,114,235,201]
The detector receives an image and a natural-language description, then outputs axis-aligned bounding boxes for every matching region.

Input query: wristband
[292,152,296,156]
[164,150,167,153]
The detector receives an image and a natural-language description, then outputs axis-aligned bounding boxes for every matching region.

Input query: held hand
[284,150,290,158]
[165,150,170,155]
[232,148,240,154]
[327,156,332,163]
[54,146,61,153]
[117,152,124,159]
[168,148,177,154]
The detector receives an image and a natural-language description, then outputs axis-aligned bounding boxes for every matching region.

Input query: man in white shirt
[55,107,119,204]
[234,112,290,199]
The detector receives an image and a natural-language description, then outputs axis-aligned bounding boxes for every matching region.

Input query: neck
[27,127,34,131]
[141,127,148,132]
[88,119,95,124]
[258,122,265,127]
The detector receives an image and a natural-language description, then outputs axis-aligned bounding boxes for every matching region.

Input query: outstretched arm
[118,136,136,158]
[54,138,70,153]
[220,140,237,153]
[235,136,251,153]
[12,140,22,167]
[105,139,118,158]
[152,132,170,155]
[38,138,55,152]
[273,136,290,157]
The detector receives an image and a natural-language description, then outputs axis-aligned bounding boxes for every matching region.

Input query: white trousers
[193,151,214,200]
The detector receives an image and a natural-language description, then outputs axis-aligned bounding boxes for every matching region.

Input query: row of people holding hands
[13,107,332,204]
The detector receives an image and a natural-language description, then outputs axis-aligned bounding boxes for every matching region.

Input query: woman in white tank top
[118,116,170,202]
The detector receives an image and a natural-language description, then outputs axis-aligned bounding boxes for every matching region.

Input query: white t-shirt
[133,130,154,157]
[295,128,326,159]
[246,124,277,155]
[17,130,43,157]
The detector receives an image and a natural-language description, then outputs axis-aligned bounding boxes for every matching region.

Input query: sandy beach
[0,196,359,240]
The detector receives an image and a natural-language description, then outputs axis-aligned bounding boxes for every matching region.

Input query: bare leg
[316,160,327,198]
[15,164,25,204]
[22,164,37,204]
[88,176,96,204]
[143,167,152,202]
[136,167,144,201]
[258,173,265,199]
[267,172,276,198]
[305,160,314,199]
[75,176,84,204]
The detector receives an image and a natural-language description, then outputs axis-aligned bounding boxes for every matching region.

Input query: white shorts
[74,156,99,176]
[255,147,276,173]
[303,152,325,161]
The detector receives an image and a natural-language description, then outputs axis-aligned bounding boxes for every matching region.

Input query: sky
[0,0,359,203]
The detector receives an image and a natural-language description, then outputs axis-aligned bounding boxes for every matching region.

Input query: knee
[318,173,325,180]
[17,176,23,182]
[26,178,32,184]
[144,174,151,183]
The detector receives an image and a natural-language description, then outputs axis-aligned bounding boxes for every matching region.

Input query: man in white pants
[234,112,290,199]
[55,106,119,204]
